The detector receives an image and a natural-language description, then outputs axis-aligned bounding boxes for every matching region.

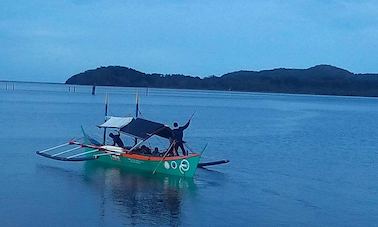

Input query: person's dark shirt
[172,120,190,142]
[112,134,124,147]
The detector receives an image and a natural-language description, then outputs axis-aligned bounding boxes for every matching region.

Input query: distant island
[66,65,378,97]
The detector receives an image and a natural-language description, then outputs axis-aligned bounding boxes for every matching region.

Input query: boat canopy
[98,116,133,129]
[120,118,172,140]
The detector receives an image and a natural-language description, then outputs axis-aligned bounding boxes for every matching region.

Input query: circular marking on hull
[179,159,190,174]
[171,161,178,169]
[164,161,170,169]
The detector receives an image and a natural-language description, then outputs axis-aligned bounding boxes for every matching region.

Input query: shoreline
[2,80,378,99]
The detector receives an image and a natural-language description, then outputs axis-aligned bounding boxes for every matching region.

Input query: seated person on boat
[109,132,124,147]
[140,145,151,155]
[152,147,161,156]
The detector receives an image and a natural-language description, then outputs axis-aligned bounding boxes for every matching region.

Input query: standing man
[171,120,190,156]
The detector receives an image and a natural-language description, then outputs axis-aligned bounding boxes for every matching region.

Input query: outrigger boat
[36,95,228,177]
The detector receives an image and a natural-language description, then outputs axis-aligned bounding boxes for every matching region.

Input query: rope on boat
[152,141,175,175]
[184,142,207,155]
[199,143,208,155]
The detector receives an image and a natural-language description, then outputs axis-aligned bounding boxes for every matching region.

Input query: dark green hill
[66,65,378,97]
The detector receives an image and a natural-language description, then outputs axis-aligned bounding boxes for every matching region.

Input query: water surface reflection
[83,161,197,226]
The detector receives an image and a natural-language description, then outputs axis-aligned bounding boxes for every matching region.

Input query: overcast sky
[1,0,377,82]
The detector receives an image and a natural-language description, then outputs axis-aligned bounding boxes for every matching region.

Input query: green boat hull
[81,130,201,177]
[95,154,201,178]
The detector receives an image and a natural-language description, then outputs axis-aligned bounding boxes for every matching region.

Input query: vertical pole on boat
[102,94,109,145]
[134,92,139,145]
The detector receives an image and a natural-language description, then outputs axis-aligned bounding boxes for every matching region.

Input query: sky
[0,0,378,82]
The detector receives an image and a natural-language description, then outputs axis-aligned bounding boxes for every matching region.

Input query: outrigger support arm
[51,147,81,157]
[36,139,126,162]
[67,149,99,159]
[94,151,120,158]
[37,143,70,154]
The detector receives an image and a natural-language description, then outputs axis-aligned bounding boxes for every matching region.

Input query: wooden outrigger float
[36,95,228,177]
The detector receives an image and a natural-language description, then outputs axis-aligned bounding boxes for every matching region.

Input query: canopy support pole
[103,94,109,145]
[134,92,139,145]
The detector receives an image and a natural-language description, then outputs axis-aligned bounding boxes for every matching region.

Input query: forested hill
[65,65,378,97]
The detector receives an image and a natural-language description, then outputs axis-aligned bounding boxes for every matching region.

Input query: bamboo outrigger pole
[198,160,230,168]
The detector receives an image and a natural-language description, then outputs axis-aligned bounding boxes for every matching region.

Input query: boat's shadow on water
[36,162,197,226]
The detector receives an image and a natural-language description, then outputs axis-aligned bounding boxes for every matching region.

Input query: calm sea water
[1,82,378,226]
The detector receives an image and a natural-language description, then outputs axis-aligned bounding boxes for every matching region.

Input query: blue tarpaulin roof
[98,116,133,128]
[120,118,172,140]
